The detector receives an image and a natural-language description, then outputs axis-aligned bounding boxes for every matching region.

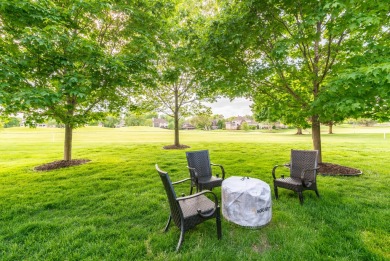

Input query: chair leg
[164,215,172,232]
[216,206,222,240]
[298,192,304,205]
[274,185,279,200]
[315,190,320,198]
[176,227,185,251]
[190,186,193,195]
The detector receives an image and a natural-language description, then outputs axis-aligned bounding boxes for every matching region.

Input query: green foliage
[0,0,170,126]
[189,113,213,130]
[132,1,214,145]
[217,119,225,129]
[241,122,250,131]
[0,0,174,159]
[102,115,120,128]
[3,117,21,128]
[124,112,156,127]
[196,0,389,160]
[315,59,390,121]
[0,126,389,260]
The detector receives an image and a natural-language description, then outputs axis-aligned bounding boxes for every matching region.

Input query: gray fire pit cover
[222,176,272,228]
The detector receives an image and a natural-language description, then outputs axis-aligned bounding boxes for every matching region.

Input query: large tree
[136,0,212,148]
[0,0,171,161]
[198,0,389,162]
[157,73,210,147]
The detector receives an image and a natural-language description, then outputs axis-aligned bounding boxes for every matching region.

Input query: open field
[0,126,389,260]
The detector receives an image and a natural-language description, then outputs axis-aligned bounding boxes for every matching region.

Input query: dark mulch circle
[33,157,361,176]
[34,159,91,171]
[318,162,362,176]
[163,144,191,150]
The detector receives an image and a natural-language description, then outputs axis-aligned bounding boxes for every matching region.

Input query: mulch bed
[34,159,91,171]
[33,158,361,176]
[163,144,191,150]
[318,162,362,176]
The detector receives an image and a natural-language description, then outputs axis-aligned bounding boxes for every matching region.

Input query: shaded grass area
[0,126,389,260]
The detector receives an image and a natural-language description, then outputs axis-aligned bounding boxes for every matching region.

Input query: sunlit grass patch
[0,125,389,260]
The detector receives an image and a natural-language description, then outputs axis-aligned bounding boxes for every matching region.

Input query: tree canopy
[196,0,389,162]
[134,0,212,147]
[0,0,173,160]
[0,0,389,161]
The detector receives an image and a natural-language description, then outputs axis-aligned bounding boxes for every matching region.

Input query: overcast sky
[204,97,253,118]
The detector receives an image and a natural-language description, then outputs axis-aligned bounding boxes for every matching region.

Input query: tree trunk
[296,127,303,135]
[311,21,322,163]
[312,115,322,163]
[328,123,333,134]
[174,87,180,147]
[64,123,73,161]
[174,113,180,146]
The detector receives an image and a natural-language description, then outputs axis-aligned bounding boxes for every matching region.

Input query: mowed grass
[0,126,389,260]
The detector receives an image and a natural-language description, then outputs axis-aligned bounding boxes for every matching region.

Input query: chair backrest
[290,150,318,181]
[186,150,212,179]
[155,164,182,227]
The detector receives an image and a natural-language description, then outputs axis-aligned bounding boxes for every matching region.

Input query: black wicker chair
[156,164,222,251]
[272,150,320,204]
[186,150,225,194]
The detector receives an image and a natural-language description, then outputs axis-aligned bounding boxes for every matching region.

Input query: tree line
[1,0,389,162]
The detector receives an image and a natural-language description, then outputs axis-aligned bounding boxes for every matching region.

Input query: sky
[205,97,253,118]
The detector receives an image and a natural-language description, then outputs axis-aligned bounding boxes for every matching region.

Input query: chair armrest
[210,163,225,179]
[300,167,319,187]
[272,165,280,179]
[177,190,219,218]
[172,178,191,185]
[273,164,291,179]
[186,166,198,179]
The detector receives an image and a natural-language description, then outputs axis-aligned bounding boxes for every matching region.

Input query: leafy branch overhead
[0,0,174,160]
[196,0,389,162]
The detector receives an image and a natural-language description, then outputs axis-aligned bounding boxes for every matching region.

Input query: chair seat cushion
[274,177,303,191]
[179,195,216,231]
[179,195,215,218]
[198,176,223,190]
[275,177,301,185]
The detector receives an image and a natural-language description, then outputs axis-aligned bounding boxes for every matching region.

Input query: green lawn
[0,126,389,260]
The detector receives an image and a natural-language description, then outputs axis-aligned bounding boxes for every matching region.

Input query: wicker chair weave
[186,150,224,193]
[272,150,319,204]
[186,150,213,179]
[274,177,302,191]
[179,195,215,230]
[156,164,222,250]
[198,176,223,190]
[290,150,318,181]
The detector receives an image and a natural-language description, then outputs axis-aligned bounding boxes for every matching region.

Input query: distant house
[274,121,288,129]
[115,119,125,128]
[152,118,168,128]
[244,118,259,129]
[225,116,259,130]
[182,123,196,130]
[258,121,288,129]
[211,120,219,130]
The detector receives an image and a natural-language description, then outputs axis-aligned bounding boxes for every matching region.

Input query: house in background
[152,118,168,128]
[225,116,259,130]
[211,120,219,130]
[258,121,288,129]
[182,123,196,130]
